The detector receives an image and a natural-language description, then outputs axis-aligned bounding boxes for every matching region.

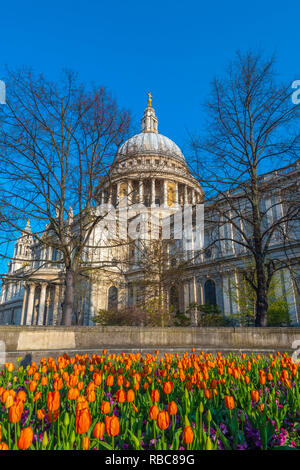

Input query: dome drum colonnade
[97,96,203,210]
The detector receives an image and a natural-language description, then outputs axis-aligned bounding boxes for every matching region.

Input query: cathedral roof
[116,94,185,164]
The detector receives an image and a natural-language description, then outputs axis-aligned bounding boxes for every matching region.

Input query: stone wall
[0,326,299,354]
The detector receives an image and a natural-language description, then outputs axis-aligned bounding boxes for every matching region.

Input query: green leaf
[127,430,143,450]
[98,440,113,450]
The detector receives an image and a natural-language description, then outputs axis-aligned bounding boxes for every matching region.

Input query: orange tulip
[68,388,79,401]
[106,375,114,387]
[69,375,78,387]
[259,375,266,385]
[199,381,207,390]
[93,373,102,386]
[28,381,37,393]
[82,436,90,450]
[210,379,217,389]
[93,422,105,439]
[78,381,84,391]
[0,442,9,450]
[75,407,92,434]
[116,389,126,403]
[54,378,63,390]
[5,395,14,409]
[117,375,124,387]
[204,389,213,399]
[9,401,24,423]
[5,362,14,372]
[105,415,120,437]
[101,400,111,414]
[251,390,259,403]
[37,409,46,420]
[224,395,235,410]
[150,389,159,403]
[149,405,159,420]
[182,425,194,444]
[17,427,33,450]
[86,390,96,403]
[33,392,41,403]
[126,389,135,402]
[168,401,178,415]
[47,391,60,412]
[16,391,26,403]
[157,410,169,430]
[41,377,48,386]
[163,381,173,394]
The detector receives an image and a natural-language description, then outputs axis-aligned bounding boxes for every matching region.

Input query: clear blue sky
[1,0,299,156]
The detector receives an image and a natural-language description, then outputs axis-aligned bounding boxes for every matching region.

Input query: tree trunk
[255,257,268,327]
[61,267,75,326]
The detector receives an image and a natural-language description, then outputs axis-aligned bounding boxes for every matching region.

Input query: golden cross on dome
[147,91,152,107]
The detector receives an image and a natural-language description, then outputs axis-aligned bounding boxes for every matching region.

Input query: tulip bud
[64,412,70,427]
[70,430,76,445]
[206,436,213,450]
[199,402,204,414]
[206,409,212,424]
[184,415,190,427]
[42,431,48,448]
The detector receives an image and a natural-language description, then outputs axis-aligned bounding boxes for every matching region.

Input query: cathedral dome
[117,132,185,163]
[116,94,185,164]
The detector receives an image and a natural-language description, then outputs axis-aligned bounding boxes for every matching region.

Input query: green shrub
[173,311,191,326]
[267,299,290,326]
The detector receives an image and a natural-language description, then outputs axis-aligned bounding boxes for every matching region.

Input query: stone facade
[0,99,300,326]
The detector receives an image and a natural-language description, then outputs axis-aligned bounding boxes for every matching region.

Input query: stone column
[139,180,144,204]
[7,283,12,301]
[184,185,189,205]
[132,285,137,305]
[26,283,36,325]
[116,182,120,206]
[232,270,240,315]
[52,284,60,326]
[1,283,6,303]
[197,279,204,305]
[191,276,197,304]
[175,182,179,206]
[191,189,196,205]
[45,292,51,326]
[222,275,231,316]
[190,277,198,326]
[151,178,156,206]
[163,180,168,207]
[38,283,47,325]
[20,284,28,325]
[283,269,298,324]
[128,180,133,205]
[183,282,190,312]
[89,282,96,325]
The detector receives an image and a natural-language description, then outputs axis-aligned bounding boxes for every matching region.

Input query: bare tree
[190,52,300,326]
[0,68,130,325]
[129,234,190,326]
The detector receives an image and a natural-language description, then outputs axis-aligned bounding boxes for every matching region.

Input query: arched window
[204,279,217,306]
[169,285,179,313]
[108,286,118,311]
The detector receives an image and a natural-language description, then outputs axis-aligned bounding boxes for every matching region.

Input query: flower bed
[0,350,299,450]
